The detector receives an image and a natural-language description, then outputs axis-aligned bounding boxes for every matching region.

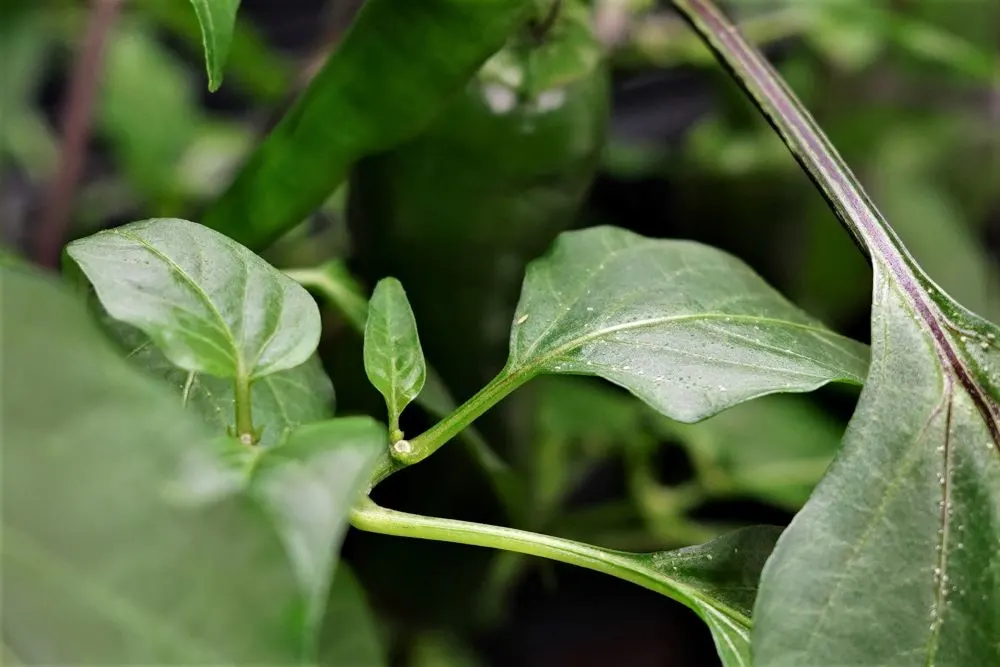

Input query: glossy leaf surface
[203,0,533,248]
[508,226,869,422]
[671,1,1000,664]
[364,278,426,435]
[188,0,240,91]
[112,319,333,448]
[67,218,320,381]
[1,265,305,662]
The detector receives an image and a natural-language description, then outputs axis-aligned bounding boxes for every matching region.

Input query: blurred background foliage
[1,1,997,665]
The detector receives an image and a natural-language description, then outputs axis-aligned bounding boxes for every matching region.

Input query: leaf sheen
[188,0,240,91]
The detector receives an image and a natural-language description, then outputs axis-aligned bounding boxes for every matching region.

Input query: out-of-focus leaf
[319,566,387,667]
[1,264,309,662]
[506,226,868,423]
[67,218,320,382]
[364,278,426,436]
[97,24,200,206]
[660,395,844,510]
[203,0,534,249]
[410,634,484,667]
[187,0,241,91]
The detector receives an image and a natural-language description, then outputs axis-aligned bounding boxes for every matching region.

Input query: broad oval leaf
[188,0,240,91]
[203,0,534,248]
[364,277,426,435]
[0,264,375,662]
[668,1,1000,664]
[319,566,387,667]
[110,318,334,448]
[67,218,321,381]
[507,226,869,422]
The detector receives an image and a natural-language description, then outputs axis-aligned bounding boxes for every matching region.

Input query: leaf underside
[668,1,1000,664]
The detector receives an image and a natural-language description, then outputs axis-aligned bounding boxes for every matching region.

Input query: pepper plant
[2,1,997,665]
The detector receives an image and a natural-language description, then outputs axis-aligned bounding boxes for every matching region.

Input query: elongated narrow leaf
[188,0,240,91]
[110,319,334,448]
[203,0,533,248]
[364,278,426,435]
[1,265,305,661]
[250,418,385,641]
[507,226,868,422]
[671,1,1000,664]
[67,218,321,381]
[354,500,780,667]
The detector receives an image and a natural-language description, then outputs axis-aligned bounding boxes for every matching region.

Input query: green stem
[349,497,700,609]
[233,374,255,445]
[396,366,535,466]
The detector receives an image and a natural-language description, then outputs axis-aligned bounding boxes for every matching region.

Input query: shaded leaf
[670,1,1000,664]
[111,318,333,448]
[364,278,426,435]
[660,395,844,510]
[203,0,534,248]
[1,264,305,662]
[67,218,321,381]
[410,634,484,667]
[319,566,387,667]
[507,226,869,422]
[188,0,240,91]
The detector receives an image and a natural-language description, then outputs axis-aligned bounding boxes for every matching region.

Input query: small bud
[393,439,412,455]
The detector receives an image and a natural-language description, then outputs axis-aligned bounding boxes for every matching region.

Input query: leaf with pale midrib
[508,226,868,422]
[669,1,1000,664]
[364,277,426,434]
[188,0,240,91]
[1,264,383,662]
[67,218,320,382]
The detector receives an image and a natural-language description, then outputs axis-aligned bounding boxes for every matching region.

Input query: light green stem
[233,374,255,445]
[349,497,699,608]
[397,366,535,466]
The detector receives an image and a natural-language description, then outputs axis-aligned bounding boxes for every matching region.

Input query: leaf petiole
[233,373,256,445]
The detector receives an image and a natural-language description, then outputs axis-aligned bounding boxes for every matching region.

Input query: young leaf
[508,226,868,422]
[0,264,375,662]
[352,500,781,667]
[202,0,534,248]
[364,278,426,437]
[66,218,321,382]
[188,0,240,91]
[110,318,334,448]
[671,1,1000,664]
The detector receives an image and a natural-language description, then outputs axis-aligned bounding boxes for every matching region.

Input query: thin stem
[349,497,700,610]
[398,366,534,466]
[233,374,256,445]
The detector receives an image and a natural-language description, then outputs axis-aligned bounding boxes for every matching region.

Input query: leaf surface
[188,0,240,91]
[671,1,1000,664]
[67,218,320,381]
[0,264,376,662]
[508,226,869,422]
[202,0,533,248]
[364,278,426,435]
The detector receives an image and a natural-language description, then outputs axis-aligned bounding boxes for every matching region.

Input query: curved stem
[349,497,700,611]
[397,366,534,466]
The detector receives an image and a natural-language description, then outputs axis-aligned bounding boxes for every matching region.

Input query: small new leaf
[509,226,868,422]
[188,0,241,91]
[364,278,426,436]
[67,218,321,383]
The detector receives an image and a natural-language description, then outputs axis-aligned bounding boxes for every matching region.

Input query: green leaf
[319,566,387,667]
[507,226,868,422]
[0,263,372,662]
[660,396,844,510]
[671,1,1000,664]
[410,634,484,667]
[249,418,386,640]
[364,278,426,437]
[67,218,321,382]
[112,319,334,448]
[202,0,534,249]
[188,0,240,91]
